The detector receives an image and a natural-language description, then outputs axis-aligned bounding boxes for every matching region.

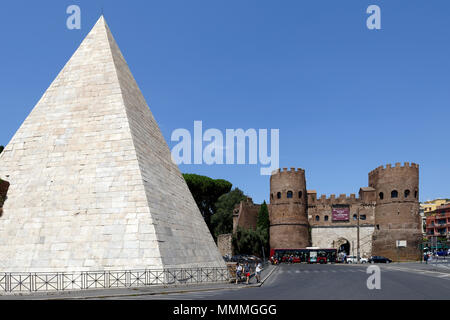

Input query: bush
[232,226,268,258]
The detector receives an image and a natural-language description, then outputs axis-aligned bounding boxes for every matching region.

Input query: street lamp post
[357,207,360,263]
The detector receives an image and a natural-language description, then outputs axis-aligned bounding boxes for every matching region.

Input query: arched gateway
[333,238,351,256]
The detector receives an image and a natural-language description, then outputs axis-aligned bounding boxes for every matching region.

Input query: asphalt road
[105,263,450,300]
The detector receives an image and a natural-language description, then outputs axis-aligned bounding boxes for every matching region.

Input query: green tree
[257,201,269,231]
[211,188,246,239]
[0,178,9,208]
[256,201,270,258]
[183,173,232,233]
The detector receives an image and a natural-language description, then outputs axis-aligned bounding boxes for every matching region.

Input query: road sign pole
[357,208,360,263]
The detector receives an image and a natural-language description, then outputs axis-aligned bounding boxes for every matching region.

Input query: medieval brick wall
[232,197,260,233]
[308,192,376,228]
[307,188,376,257]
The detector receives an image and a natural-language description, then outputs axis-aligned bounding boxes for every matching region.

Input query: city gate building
[234,163,423,261]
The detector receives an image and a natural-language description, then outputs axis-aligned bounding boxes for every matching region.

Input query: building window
[298,191,303,199]
[404,190,410,198]
[414,190,418,198]
[271,193,273,199]
[277,192,281,199]
[360,215,366,220]
[353,214,357,220]
[391,190,398,198]
[376,224,380,230]
[287,191,293,199]
[315,215,320,221]
[379,192,384,200]
[324,215,329,221]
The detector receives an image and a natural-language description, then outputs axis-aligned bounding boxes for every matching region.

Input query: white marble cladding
[0,16,225,272]
[311,226,374,258]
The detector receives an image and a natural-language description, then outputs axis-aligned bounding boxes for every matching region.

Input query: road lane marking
[383,266,450,280]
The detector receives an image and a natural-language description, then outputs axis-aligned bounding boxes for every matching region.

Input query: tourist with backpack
[244,262,251,285]
[235,263,242,284]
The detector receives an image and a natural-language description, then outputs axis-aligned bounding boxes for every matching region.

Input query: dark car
[368,256,392,263]
[436,250,447,257]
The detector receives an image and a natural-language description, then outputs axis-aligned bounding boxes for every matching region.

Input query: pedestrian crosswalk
[277,267,450,281]
[277,268,369,274]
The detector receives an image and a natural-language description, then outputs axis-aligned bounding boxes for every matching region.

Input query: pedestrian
[424,253,428,264]
[235,263,242,284]
[244,262,251,285]
[255,262,263,283]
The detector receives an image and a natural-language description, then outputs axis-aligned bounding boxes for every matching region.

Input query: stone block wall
[311,225,374,258]
[217,233,233,257]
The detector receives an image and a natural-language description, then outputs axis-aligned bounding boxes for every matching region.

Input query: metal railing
[0,267,230,293]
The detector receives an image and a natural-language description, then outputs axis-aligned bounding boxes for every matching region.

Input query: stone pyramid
[0,16,225,272]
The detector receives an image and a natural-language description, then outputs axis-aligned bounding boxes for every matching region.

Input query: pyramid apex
[94,14,107,26]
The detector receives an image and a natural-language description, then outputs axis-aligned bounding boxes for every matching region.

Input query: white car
[346,256,368,264]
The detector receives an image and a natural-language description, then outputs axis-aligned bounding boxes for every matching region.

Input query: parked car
[436,250,448,257]
[368,256,392,263]
[346,256,369,264]
[230,254,262,266]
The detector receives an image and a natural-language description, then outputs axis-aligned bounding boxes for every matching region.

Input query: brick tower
[369,163,422,261]
[269,168,310,250]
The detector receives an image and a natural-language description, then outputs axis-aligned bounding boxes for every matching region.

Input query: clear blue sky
[1,1,449,204]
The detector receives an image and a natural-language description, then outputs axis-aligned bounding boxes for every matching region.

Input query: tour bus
[269,247,337,264]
